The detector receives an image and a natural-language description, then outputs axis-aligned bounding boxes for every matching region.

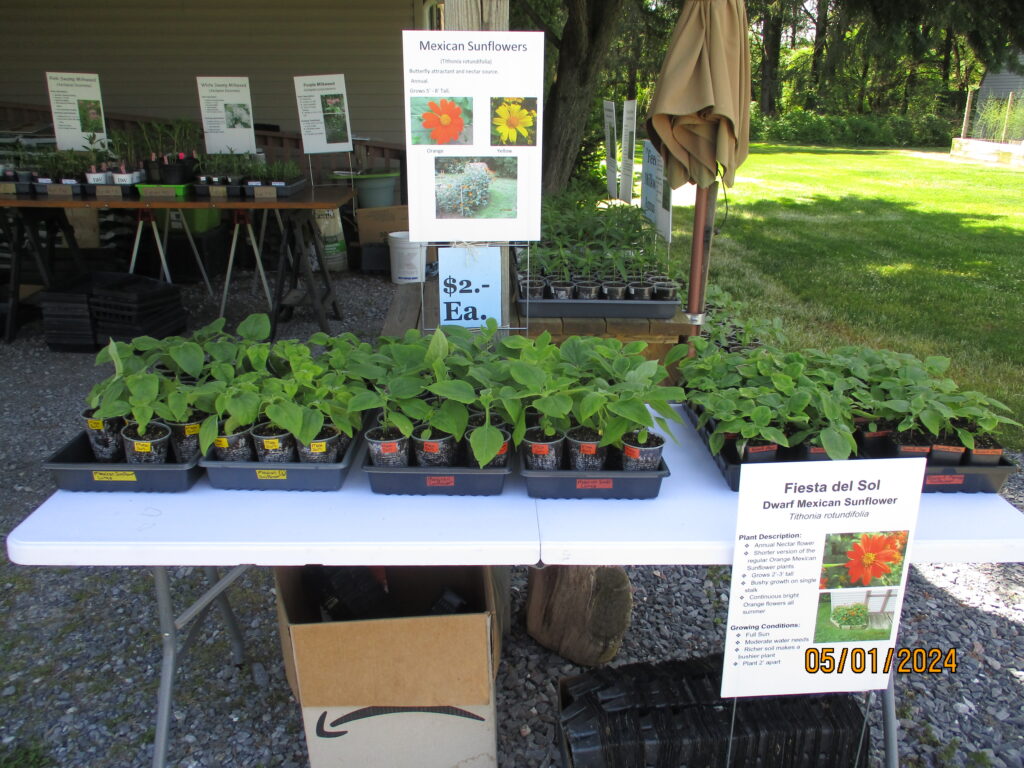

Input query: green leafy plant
[831,603,868,628]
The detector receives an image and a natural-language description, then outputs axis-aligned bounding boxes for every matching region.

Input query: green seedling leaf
[608,397,654,428]
[428,379,477,404]
[468,424,504,467]
[348,390,385,412]
[509,360,546,392]
[237,313,271,341]
[170,341,205,378]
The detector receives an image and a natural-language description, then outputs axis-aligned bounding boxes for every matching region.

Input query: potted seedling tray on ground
[199,434,362,492]
[360,442,515,496]
[44,432,202,492]
[520,458,670,499]
[243,178,307,199]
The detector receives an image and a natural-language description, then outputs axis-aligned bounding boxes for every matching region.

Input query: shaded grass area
[477,177,518,218]
[813,595,894,644]
[674,145,1024,448]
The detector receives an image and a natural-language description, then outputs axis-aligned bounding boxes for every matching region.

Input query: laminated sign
[402,31,544,243]
[45,72,106,150]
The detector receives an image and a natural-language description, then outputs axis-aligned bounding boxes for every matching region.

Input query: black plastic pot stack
[559,655,869,768]
[40,279,96,350]
[88,271,187,342]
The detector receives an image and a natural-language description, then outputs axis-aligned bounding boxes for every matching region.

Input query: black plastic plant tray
[920,459,1016,494]
[243,178,307,198]
[44,432,202,492]
[199,435,360,491]
[89,272,181,302]
[520,459,670,499]
[361,449,514,496]
[516,297,679,319]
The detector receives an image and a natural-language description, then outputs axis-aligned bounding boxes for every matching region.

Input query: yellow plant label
[185,424,200,435]
[256,469,287,480]
[263,438,280,449]
[92,471,137,482]
[214,437,229,448]
[87,419,104,430]
[310,441,327,453]
[134,442,152,453]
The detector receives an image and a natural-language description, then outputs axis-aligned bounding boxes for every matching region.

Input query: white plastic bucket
[387,231,426,284]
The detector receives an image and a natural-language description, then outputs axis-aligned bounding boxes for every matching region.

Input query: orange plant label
[531,444,549,455]
[925,474,964,486]
[972,448,1002,456]
[381,442,399,454]
[577,479,613,489]
[424,441,440,453]
[581,443,597,455]
[623,445,641,459]
[427,476,456,487]
[497,442,508,455]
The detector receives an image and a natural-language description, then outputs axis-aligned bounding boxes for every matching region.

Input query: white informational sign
[721,458,926,698]
[294,74,353,154]
[45,72,106,150]
[603,100,618,199]
[197,76,257,154]
[618,100,637,202]
[641,141,672,243]
[437,246,502,327]
[402,31,544,243]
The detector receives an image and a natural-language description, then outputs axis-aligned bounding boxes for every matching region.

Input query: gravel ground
[1,267,1022,768]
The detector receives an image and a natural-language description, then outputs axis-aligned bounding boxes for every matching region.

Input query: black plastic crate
[559,657,869,768]
[44,431,202,492]
[516,297,680,319]
[361,448,515,496]
[520,459,670,499]
[199,435,361,491]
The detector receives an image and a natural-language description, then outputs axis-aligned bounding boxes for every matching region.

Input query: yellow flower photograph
[490,97,537,146]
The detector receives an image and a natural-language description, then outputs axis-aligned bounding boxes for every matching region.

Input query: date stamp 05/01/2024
[804,647,958,675]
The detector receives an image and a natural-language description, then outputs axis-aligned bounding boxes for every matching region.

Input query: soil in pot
[297,425,350,464]
[627,282,653,301]
[621,430,665,471]
[890,430,932,460]
[412,430,459,467]
[521,427,565,471]
[602,281,628,300]
[213,424,255,462]
[965,434,1004,466]
[251,423,298,462]
[166,414,207,463]
[82,408,125,462]
[121,422,171,465]
[548,280,573,300]
[566,426,607,471]
[365,426,410,468]
[573,280,601,300]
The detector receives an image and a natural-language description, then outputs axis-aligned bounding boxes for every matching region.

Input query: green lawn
[477,177,518,218]
[671,144,1024,449]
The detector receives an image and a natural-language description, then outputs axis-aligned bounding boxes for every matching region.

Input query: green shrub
[436,166,491,216]
[831,602,868,627]
[754,109,955,147]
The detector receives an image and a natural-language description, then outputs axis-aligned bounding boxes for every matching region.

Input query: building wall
[1,0,419,143]
[979,55,1024,101]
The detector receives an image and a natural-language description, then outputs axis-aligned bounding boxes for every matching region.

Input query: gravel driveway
[1,269,1022,768]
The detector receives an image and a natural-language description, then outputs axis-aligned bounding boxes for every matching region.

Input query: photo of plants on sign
[813,588,899,643]
[434,157,517,219]
[411,97,472,145]
[320,93,349,144]
[224,103,252,129]
[78,99,104,133]
[819,530,908,590]
[490,97,537,146]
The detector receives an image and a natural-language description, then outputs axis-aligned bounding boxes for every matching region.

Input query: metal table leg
[150,564,250,768]
[882,669,899,767]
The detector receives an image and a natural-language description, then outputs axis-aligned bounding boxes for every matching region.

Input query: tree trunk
[810,0,829,107]
[542,0,628,195]
[759,12,784,116]
[445,0,509,31]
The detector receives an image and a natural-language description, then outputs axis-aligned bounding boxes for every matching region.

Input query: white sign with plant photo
[721,457,926,698]
[402,30,544,243]
[293,74,353,154]
[618,99,637,203]
[603,99,618,199]
[641,140,672,243]
[196,76,257,155]
[45,72,107,150]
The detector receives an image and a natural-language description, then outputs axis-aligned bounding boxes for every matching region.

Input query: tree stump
[525,565,633,667]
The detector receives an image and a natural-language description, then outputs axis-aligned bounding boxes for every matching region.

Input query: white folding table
[7,421,1024,768]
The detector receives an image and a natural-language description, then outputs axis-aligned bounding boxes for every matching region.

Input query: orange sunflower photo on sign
[490,97,537,146]
[410,97,472,145]
[819,530,909,589]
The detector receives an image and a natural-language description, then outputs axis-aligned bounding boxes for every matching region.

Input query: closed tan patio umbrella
[645,0,750,331]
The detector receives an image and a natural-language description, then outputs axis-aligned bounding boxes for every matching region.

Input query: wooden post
[1000,92,1014,144]
[960,89,974,139]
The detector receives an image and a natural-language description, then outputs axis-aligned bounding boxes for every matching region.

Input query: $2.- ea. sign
[438,247,502,328]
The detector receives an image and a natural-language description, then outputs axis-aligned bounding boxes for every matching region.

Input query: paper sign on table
[641,140,672,243]
[197,76,257,154]
[603,100,618,199]
[294,74,353,153]
[437,247,502,328]
[46,72,106,150]
[618,100,637,202]
[721,457,925,697]
[402,31,544,243]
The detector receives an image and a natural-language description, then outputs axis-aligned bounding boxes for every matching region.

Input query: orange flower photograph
[819,530,909,589]
[411,97,472,145]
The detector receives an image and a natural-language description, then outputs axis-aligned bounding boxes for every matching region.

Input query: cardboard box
[275,566,500,768]
[356,204,408,246]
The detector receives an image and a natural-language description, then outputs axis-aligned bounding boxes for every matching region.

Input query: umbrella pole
[687,185,710,318]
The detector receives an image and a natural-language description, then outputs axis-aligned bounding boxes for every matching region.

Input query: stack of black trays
[40,278,97,351]
[559,656,869,768]
[89,272,187,343]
